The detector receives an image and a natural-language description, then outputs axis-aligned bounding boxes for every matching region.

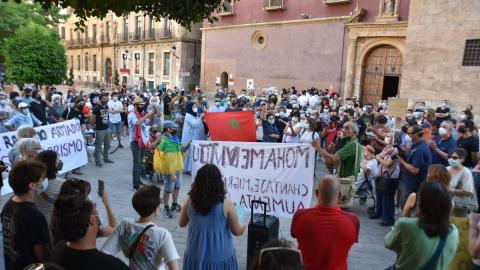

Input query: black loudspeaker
[246,200,280,269]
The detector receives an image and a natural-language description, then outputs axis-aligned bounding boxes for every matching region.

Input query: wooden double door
[361,45,403,105]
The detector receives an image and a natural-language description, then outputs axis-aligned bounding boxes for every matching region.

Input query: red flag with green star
[204,111,257,142]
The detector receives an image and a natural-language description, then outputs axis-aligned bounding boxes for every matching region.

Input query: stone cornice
[201,16,351,31]
[346,21,408,37]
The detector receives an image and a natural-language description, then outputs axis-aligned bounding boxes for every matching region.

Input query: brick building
[200,0,410,106]
[59,9,201,90]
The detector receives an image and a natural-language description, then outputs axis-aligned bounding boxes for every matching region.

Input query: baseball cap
[163,120,178,130]
[18,102,29,109]
[132,97,145,105]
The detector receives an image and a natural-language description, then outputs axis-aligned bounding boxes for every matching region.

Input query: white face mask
[460,114,466,120]
[304,123,310,129]
[215,102,220,106]
[268,119,275,125]
[192,107,198,113]
[174,101,179,105]
[21,108,29,115]
[113,96,118,101]
[438,127,448,136]
[292,117,298,123]
[384,137,392,144]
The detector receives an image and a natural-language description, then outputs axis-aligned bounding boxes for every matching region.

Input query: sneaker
[164,207,173,218]
[96,162,103,167]
[104,159,114,163]
[119,144,124,148]
[171,203,181,212]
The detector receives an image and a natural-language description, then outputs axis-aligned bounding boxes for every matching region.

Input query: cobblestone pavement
[0,137,396,269]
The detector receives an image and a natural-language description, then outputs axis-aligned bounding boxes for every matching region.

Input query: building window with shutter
[148,52,155,75]
[462,39,480,66]
[163,52,171,76]
[93,55,97,71]
[77,55,81,70]
[134,53,141,74]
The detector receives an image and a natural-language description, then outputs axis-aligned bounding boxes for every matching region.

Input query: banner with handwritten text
[0,119,87,195]
[191,140,315,218]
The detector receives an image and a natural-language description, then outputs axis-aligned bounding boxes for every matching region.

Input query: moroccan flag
[205,111,257,142]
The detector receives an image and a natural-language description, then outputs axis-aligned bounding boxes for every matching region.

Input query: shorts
[109,122,122,132]
[164,172,182,193]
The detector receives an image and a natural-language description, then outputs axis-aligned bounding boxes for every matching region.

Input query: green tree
[0,0,65,62]
[113,70,120,86]
[33,0,227,29]
[67,67,74,86]
[4,22,67,87]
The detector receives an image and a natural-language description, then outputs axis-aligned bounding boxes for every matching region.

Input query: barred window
[462,39,480,66]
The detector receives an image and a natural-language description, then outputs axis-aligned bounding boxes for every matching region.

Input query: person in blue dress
[179,164,247,270]
[181,102,206,174]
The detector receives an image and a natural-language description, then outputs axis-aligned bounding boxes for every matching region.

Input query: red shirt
[291,205,359,270]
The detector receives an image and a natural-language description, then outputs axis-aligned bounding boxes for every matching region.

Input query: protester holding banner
[179,164,246,270]
[17,138,42,162]
[8,126,37,164]
[182,102,206,175]
[260,109,281,143]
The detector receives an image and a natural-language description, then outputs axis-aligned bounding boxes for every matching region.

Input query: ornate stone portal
[343,21,407,103]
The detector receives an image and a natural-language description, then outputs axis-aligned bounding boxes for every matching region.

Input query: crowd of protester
[1,83,480,270]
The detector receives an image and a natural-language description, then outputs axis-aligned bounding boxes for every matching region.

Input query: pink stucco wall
[202,21,347,91]
[204,0,410,27]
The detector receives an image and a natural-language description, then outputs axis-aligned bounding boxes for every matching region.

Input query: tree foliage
[67,67,74,86]
[31,0,226,30]
[4,22,67,86]
[0,0,65,62]
[113,70,120,86]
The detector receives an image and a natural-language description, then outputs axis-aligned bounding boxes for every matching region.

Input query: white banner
[191,140,315,218]
[0,119,88,195]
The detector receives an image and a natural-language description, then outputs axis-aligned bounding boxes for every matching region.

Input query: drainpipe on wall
[338,22,346,96]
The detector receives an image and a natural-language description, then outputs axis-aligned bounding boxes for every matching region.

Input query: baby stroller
[354,170,376,208]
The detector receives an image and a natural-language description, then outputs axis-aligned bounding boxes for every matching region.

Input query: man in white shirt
[102,186,180,270]
[297,91,308,108]
[108,92,125,148]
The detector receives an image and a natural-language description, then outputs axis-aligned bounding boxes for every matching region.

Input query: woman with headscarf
[182,102,206,174]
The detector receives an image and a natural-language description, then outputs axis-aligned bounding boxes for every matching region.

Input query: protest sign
[387,97,409,118]
[0,119,87,195]
[191,140,315,218]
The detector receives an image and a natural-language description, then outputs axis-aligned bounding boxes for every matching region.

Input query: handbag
[125,224,154,258]
[375,163,398,192]
[338,140,361,208]
[452,168,479,212]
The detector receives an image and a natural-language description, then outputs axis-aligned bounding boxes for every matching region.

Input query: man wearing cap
[5,103,42,131]
[157,120,189,218]
[92,93,114,166]
[128,97,154,190]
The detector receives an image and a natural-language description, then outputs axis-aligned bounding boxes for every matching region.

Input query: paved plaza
[0,137,396,269]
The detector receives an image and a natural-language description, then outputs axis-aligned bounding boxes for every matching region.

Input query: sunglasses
[258,247,303,266]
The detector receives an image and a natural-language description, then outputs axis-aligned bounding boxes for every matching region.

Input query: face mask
[113,96,118,101]
[339,111,345,117]
[441,103,447,108]
[406,113,412,117]
[192,107,198,113]
[300,113,305,118]
[38,179,49,193]
[21,109,29,115]
[231,101,237,106]
[323,109,329,113]
[460,114,466,120]
[346,105,352,109]
[268,119,275,125]
[304,123,310,129]
[366,108,373,114]
[438,127,448,136]
[54,100,61,105]
[215,102,220,106]
[458,126,465,133]
[448,158,460,167]
[384,137,392,144]
[170,129,177,135]
[57,160,63,171]
[292,117,298,123]
[101,100,108,106]
[174,101,179,105]
[136,106,144,113]
[279,112,285,117]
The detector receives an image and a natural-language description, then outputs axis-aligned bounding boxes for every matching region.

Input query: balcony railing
[100,34,110,44]
[217,0,234,16]
[118,33,129,42]
[145,29,156,40]
[65,39,75,47]
[158,28,173,39]
[89,37,97,45]
[130,31,143,41]
[263,0,285,10]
